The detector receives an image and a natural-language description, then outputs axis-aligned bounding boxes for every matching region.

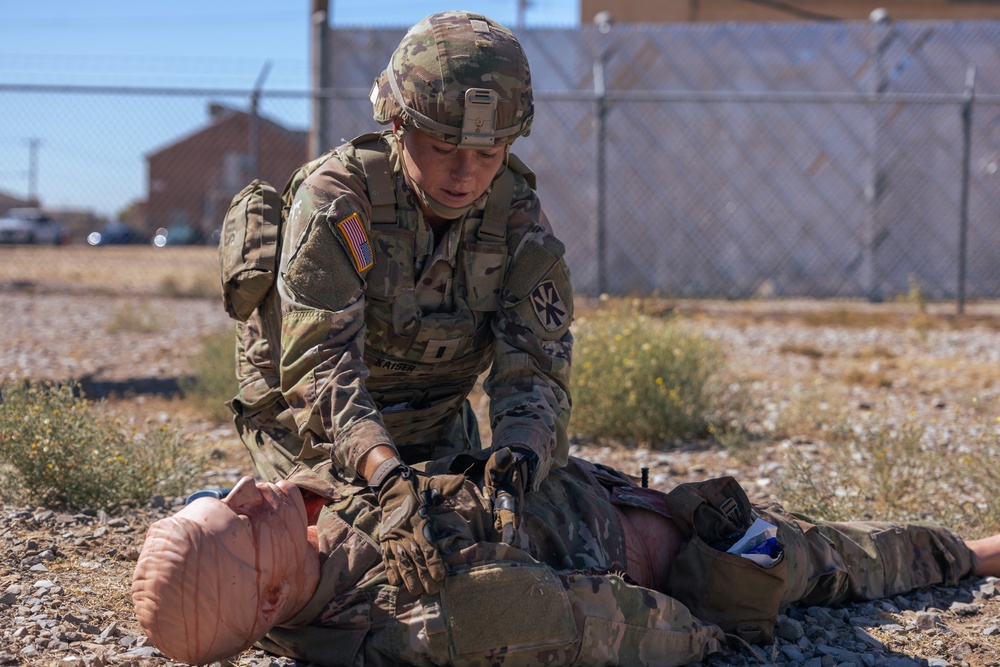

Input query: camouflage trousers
[232,396,483,483]
[765,505,971,609]
[650,475,973,644]
[259,460,973,667]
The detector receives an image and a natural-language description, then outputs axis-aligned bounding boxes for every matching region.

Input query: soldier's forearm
[358,443,402,485]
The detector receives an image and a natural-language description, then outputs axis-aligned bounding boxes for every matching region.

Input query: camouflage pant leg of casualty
[756,503,973,608]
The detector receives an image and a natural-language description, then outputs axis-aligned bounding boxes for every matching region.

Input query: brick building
[581,0,1000,24]
[0,190,35,216]
[143,104,307,242]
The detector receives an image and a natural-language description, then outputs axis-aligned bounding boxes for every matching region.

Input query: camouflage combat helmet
[372,11,533,148]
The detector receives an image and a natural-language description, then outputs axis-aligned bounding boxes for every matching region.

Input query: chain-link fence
[0,86,311,246]
[3,19,999,301]
[324,19,1000,302]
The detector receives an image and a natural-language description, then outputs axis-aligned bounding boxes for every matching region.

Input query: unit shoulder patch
[335,212,373,273]
[530,279,568,332]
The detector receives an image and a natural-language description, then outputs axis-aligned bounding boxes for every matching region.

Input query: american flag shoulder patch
[335,213,374,273]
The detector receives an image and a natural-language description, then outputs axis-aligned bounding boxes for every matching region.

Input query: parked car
[87,221,144,245]
[151,224,204,247]
[0,208,68,245]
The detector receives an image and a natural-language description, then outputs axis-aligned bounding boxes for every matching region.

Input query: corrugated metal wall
[323,20,1000,300]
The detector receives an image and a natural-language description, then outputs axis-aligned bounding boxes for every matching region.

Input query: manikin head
[371,10,534,221]
[131,477,320,664]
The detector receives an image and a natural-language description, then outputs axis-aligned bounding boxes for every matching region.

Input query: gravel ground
[2,282,1000,666]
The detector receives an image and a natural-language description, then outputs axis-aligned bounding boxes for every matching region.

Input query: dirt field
[2,246,1000,666]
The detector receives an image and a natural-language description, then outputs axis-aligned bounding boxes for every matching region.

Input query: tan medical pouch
[663,476,787,645]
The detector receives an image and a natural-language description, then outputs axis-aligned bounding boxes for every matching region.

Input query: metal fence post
[957,65,976,315]
[864,16,896,303]
[593,54,608,296]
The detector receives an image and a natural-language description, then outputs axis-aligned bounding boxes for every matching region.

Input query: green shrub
[0,382,202,510]
[570,307,727,447]
[180,328,239,422]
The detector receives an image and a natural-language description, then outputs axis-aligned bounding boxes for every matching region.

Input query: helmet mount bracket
[459,89,499,148]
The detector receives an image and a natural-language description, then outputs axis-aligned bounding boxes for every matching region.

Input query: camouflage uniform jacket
[259,456,727,667]
[235,130,573,485]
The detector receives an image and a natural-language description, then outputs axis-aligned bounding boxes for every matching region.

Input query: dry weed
[775,408,1000,538]
[106,301,171,333]
[0,246,217,296]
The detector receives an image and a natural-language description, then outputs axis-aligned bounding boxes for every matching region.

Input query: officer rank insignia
[336,213,373,273]
[530,280,567,331]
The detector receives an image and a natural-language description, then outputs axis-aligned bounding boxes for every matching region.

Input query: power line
[3,11,304,30]
[737,0,843,22]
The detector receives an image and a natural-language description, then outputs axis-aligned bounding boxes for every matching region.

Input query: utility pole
[310,0,330,160]
[516,0,530,29]
[248,61,273,180]
[27,138,40,205]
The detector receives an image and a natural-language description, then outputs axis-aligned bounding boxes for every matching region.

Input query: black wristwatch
[367,455,410,491]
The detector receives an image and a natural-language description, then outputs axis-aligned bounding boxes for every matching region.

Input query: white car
[0,208,67,245]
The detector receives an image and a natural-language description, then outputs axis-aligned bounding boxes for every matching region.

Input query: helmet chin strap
[410,166,475,220]
[396,125,508,221]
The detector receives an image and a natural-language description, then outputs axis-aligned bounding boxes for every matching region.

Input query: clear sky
[0,1,579,88]
[0,1,579,217]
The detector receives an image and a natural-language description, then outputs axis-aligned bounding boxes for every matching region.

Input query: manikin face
[220,477,318,589]
[397,122,507,221]
[132,477,320,665]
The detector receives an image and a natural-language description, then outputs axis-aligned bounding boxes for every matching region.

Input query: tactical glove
[374,461,465,596]
[484,446,538,545]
